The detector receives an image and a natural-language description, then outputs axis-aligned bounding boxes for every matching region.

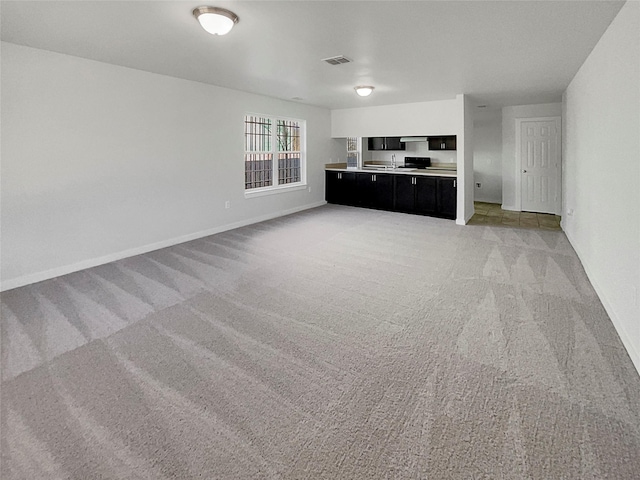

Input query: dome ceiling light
[355,86,374,97]
[193,6,239,36]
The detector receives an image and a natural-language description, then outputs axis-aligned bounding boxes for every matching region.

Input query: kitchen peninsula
[325,163,457,219]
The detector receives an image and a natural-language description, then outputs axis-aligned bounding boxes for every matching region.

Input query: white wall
[473,109,502,203]
[460,94,475,224]
[501,102,562,210]
[562,1,640,374]
[1,42,343,290]
[331,98,460,138]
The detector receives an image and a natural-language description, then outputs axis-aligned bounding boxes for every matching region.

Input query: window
[244,114,305,194]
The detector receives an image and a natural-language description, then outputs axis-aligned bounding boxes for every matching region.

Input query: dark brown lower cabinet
[415,176,438,215]
[325,171,357,206]
[394,175,416,213]
[325,171,456,220]
[394,175,438,215]
[437,177,457,219]
[358,173,394,210]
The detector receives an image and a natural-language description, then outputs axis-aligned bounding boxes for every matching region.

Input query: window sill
[244,183,308,199]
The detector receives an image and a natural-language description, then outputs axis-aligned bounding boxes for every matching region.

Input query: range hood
[400,136,428,142]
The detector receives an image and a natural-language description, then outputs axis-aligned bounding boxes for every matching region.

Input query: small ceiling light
[193,6,239,35]
[355,86,374,97]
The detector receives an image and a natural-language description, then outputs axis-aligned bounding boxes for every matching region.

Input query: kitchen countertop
[325,164,457,178]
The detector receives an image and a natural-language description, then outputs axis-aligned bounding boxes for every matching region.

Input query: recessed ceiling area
[0,1,625,109]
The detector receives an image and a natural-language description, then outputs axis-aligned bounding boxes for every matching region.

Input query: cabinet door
[428,137,441,150]
[373,173,394,210]
[384,137,406,151]
[325,171,341,204]
[326,171,358,206]
[368,137,385,151]
[357,173,394,210]
[415,176,438,214]
[444,136,457,150]
[357,173,376,208]
[437,178,457,219]
[340,172,359,206]
[428,136,457,151]
[394,175,416,212]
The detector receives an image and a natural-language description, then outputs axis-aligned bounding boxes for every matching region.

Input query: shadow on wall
[473,172,502,204]
[473,108,503,204]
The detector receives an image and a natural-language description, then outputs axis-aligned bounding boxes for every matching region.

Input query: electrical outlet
[308,186,312,193]
[225,200,231,209]
[476,182,481,188]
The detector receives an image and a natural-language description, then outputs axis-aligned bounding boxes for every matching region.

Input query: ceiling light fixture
[355,86,374,97]
[193,6,239,36]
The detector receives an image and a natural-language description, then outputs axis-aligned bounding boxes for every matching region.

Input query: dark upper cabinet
[428,136,457,151]
[368,137,385,151]
[437,177,457,219]
[368,137,406,151]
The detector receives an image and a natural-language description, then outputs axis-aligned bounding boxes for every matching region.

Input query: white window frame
[244,113,307,198]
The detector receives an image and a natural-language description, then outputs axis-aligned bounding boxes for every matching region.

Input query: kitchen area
[329,94,475,225]
[325,135,458,219]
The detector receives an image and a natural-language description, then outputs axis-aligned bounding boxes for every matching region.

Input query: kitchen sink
[363,165,396,171]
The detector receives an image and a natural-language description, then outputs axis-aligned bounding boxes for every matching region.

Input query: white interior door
[520,118,560,214]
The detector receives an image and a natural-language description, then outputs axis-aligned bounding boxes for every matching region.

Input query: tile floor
[468,202,561,230]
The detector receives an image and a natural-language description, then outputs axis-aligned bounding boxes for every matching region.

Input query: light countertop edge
[325,167,457,178]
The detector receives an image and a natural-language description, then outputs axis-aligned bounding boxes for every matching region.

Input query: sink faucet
[391,154,397,169]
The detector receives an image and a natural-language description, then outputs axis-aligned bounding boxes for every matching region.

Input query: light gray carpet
[2,204,639,479]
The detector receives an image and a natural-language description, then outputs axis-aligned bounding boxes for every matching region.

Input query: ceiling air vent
[322,55,352,66]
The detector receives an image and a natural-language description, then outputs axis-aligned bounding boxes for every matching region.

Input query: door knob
[523,170,528,173]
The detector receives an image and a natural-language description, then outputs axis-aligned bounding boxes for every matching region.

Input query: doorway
[516,117,561,214]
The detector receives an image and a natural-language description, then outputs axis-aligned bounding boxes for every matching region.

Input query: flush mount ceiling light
[193,6,239,35]
[354,86,374,97]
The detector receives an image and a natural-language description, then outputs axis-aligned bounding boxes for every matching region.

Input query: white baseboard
[563,226,640,377]
[1,201,327,292]
[474,197,502,205]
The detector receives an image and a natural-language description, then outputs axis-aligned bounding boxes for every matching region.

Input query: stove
[401,157,431,169]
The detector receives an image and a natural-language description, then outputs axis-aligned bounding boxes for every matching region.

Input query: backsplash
[367,143,457,165]
[338,137,458,166]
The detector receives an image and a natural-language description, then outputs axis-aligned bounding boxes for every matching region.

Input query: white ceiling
[1,0,624,110]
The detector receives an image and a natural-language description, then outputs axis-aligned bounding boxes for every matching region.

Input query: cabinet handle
[454,180,456,188]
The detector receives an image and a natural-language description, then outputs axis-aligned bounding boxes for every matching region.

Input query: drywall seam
[563,224,640,376]
[0,201,327,292]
